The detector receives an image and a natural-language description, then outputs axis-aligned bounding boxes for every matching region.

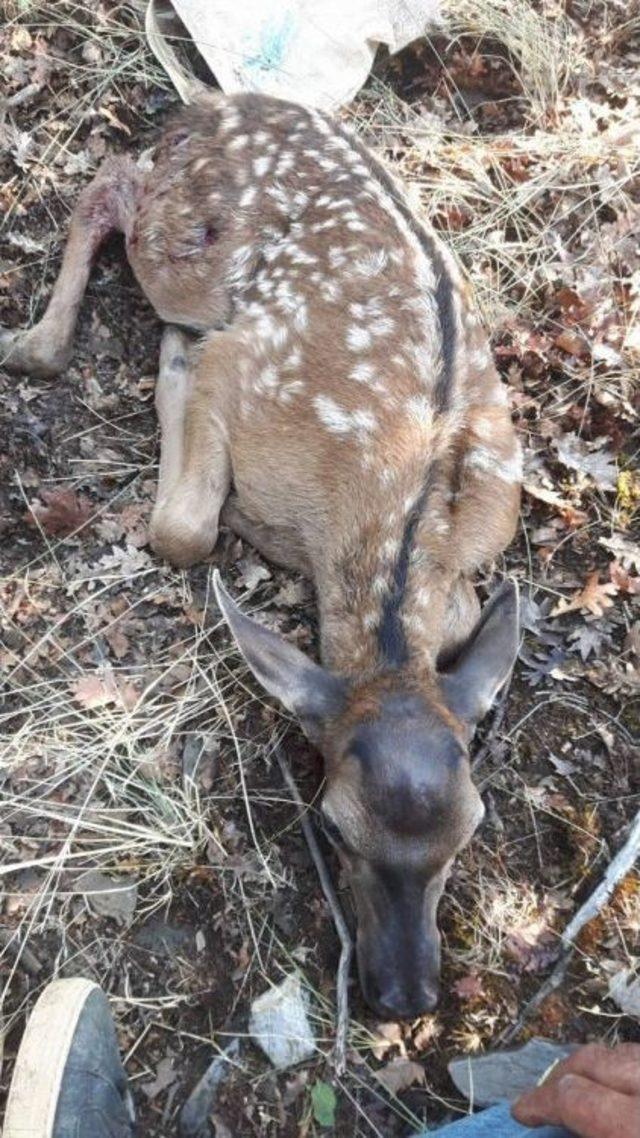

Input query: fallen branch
[275,746,353,1075]
[501,805,640,1044]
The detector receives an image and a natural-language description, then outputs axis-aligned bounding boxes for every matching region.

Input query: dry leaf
[505,915,558,973]
[609,560,640,595]
[375,1058,426,1096]
[554,329,589,357]
[105,624,130,659]
[551,572,619,617]
[71,672,139,711]
[28,488,93,537]
[523,482,575,512]
[608,969,640,1018]
[412,1018,439,1051]
[600,535,640,570]
[371,1022,405,1061]
[453,973,485,1001]
[555,434,617,492]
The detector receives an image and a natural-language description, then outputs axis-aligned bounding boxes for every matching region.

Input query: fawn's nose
[364,975,439,1020]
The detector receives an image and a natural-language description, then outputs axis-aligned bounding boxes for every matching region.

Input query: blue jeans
[417,1102,573,1136]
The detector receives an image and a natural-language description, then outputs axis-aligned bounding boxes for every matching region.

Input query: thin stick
[275,746,353,1075]
[501,805,640,1044]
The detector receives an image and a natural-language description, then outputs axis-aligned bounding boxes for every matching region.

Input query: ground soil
[1,7,639,1138]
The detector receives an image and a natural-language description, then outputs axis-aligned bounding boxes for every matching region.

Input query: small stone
[78,869,137,927]
[249,973,315,1069]
[448,1038,577,1107]
[608,968,640,1018]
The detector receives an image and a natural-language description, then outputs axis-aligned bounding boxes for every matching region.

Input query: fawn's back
[127,93,520,671]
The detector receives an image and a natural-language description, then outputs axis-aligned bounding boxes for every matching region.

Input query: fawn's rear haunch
[2,92,522,1019]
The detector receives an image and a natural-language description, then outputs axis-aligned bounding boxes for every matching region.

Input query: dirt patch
[1,5,639,1137]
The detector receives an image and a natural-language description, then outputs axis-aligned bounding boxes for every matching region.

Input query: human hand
[512,1043,640,1138]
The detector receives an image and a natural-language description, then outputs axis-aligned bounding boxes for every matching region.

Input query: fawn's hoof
[0,327,71,378]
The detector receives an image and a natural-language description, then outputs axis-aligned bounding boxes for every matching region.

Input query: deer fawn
[2,92,521,1019]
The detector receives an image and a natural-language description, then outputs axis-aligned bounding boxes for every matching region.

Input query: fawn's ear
[213,572,346,729]
[440,580,520,732]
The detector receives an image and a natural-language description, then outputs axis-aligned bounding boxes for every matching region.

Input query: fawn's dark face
[214,574,519,1019]
[319,691,484,1018]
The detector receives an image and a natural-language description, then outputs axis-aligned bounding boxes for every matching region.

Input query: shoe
[4,976,135,1138]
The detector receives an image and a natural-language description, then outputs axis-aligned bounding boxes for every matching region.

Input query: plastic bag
[146,0,442,110]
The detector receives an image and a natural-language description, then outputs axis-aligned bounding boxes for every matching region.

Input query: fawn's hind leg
[149,327,232,569]
[0,156,140,378]
[220,494,312,576]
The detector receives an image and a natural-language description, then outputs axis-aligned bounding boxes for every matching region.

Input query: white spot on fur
[240,186,257,208]
[372,575,387,597]
[406,395,433,426]
[289,247,317,266]
[466,444,523,484]
[284,348,302,369]
[294,300,308,332]
[227,244,254,288]
[346,326,372,351]
[329,247,347,269]
[253,155,272,178]
[313,395,376,439]
[256,364,279,392]
[276,152,295,176]
[312,219,337,232]
[320,280,342,303]
[350,361,375,384]
[228,134,249,151]
[353,249,389,277]
[279,380,305,403]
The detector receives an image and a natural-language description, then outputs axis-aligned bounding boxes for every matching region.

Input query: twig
[501,805,640,1044]
[275,746,353,1076]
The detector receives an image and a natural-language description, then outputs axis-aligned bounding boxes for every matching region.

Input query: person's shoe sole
[4,977,100,1138]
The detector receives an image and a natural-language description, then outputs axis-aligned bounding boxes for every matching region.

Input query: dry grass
[1,1,639,1135]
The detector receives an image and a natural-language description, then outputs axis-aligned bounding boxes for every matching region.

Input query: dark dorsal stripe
[377,465,437,666]
[329,121,455,661]
[331,119,456,414]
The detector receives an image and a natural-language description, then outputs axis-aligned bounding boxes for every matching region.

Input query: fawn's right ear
[213,571,346,731]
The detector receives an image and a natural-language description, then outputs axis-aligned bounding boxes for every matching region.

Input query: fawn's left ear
[440,580,520,731]
[213,571,347,727]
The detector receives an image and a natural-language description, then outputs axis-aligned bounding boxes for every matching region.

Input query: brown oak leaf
[609,560,640,596]
[453,973,485,1001]
[375,1058,426,1096]
[28,488,93,537]
[71,673,139,711]
[551,571,618,617]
